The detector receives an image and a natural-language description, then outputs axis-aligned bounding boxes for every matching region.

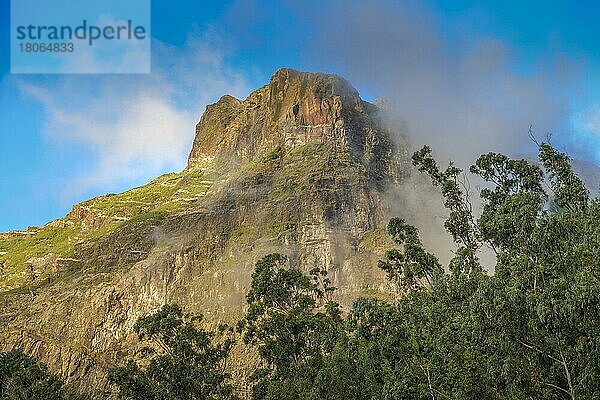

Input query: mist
[296,0,583,267]
[302,0,580,166]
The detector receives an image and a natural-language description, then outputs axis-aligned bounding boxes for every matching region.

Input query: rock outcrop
[0,69,409,397]
[189,69,369,164]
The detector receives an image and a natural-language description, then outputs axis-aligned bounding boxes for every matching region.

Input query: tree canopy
[108,304,236,400]
[109,142,600,399]
[0,348,69,400]
[239,142,600,399]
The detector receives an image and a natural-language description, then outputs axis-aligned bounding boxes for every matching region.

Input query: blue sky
[1,0,600,231]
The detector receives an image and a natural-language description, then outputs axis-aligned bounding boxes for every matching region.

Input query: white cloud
[18,34,251,200]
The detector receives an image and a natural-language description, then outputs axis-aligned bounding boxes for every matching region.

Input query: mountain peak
[268,68,360,104]
[187,69,378,168]
[215,94,242,106]
[0,69,404,397]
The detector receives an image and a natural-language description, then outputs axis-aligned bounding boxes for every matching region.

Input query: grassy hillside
[0,141,360,292]
[0,168,216,292]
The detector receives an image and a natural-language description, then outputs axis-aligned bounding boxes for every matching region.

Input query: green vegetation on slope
[0,140,359,293]
[0,168,216,292]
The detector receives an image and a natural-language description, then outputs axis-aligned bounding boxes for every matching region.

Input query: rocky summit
[0,68,409,397]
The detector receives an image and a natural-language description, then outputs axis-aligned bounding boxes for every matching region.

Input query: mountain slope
[0,68,408,396]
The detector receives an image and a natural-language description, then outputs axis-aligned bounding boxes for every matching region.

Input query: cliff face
[0,69,408,397]
[189,68,367,165]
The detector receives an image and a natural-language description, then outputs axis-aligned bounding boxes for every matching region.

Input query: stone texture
[0,69,409,398]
